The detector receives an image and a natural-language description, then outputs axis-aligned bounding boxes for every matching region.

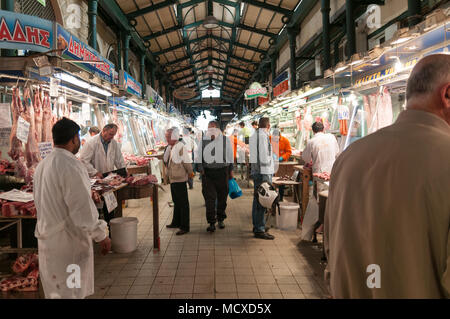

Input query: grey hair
[406,54,450,100]
[103,123,118,131]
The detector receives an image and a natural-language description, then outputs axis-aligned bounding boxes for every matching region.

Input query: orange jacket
[270,135,292,161]
[229,136,238,160]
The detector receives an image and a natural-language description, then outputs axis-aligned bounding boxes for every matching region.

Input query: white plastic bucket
[276,202,299,231]
[110,217,139,253]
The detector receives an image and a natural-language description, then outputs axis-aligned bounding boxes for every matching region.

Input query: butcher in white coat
[34,117,111,299]
[80,123,126,178]
[324,54,450,298]
[301,121,340,174]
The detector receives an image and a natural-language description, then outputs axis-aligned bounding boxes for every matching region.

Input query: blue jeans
[252,173,272,233]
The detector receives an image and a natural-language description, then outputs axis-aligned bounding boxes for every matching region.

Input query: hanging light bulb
[58,96,65,104]
[394,58,403,73]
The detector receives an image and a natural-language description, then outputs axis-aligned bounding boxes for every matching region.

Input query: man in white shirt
[301,122,339,174]
[324,54,450,298]
[34,118,110,299]
[182,128,195,189]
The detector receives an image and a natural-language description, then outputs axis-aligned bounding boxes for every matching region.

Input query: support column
[408,0,422,27]
[321,0,331,70]
[165,82,170,104]
[2,0,15,57]
[117,31,122,70]
[287,26,299,90]
[158,77,163,98]
[140,53,146,99]
[150,65,156,88]
[270,53,277,99]
[345,0,356,58]
[123,33,131,73]
[88,0,98,50]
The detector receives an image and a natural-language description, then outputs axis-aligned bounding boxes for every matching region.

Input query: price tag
[103,191,118,213]
[0,127,11,147]
[17,116,30,143]
[50,78,59,97]
[0,103,11,128]
[338,105,350,120]
[38,142,53,159]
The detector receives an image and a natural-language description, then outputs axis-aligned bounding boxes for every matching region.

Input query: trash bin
[110,217,139,253]
[276,202,299,231]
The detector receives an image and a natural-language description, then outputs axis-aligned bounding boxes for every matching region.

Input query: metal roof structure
[112,0,301,110]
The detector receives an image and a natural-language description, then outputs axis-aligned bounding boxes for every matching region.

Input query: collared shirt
[100,134,109,155]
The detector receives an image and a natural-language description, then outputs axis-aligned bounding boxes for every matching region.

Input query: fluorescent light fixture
[394,60,403,73]
[334,62,347,73]
[297,86,323,99]
[391,36,412,45]
[54,73,89,89]
[89,85,112,97]
[87,96,92,103]
[278,25,286,35]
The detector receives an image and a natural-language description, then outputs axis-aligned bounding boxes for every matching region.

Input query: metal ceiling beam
[179,3,200,92]
[241,0,292,16]
[233,0,318,108]
[238,23,277,38]
[211,35,266,55]
[154,35,209,55]
[143,25,181,41]
[173,73,196,83]
[168,65,193,76]
[126,0,177,19]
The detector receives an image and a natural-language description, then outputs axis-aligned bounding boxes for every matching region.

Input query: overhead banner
[56,24,115,84]
[245,82,268,100]
[119,70,142,98]
[273,70,290,97]
[0,10,53,53]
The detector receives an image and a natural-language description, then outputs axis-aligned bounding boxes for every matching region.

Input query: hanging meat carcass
[8,88,24,161]
[41,91,53,142]
[22,87,41,168]
[33,87,43,144]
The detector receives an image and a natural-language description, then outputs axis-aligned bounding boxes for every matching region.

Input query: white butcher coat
[302,132,339,173]
[79,134,126,176]
[324,109,450,298]
[34,148,108,299]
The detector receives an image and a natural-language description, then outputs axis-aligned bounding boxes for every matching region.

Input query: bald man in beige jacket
[324,54,450,298]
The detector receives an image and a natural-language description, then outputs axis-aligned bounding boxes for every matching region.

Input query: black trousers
[203,168,229,224]
[102,203,114,238]
[170,182,190,231]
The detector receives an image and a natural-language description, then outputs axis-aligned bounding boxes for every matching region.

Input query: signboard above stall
[0,10,53,53]
[119,70,142,98]
[245,82,268,100]
[272,70,290,97]
[56,24,116,85]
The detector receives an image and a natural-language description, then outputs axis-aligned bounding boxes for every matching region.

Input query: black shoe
[218,221,225,229]
[189,186,194,189]
[254,232,275,240]
[207,223,216,232]
[176,230,189,235]
[166,224,179,228]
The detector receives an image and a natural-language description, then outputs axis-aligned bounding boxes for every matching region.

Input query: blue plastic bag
[228,178,242,199]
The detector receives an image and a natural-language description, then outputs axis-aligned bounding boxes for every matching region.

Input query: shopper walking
[250,117,275,240]
[239,121,252,144]
[164,127,193,235]
[196,121,234,232]
[182,127,196,189]
[324,54,450,298]
[34,118,111,299]
[270,129,292,201]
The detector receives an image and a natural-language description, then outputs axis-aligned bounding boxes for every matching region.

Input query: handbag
[228,178,242,199]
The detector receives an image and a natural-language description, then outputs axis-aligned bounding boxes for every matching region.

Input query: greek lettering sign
[119,70,142,98]
[0,10,53,53]
[245,82,268,100]
[354,58,418,87]
[38,142,52,159]
[56,24,115,84]
[272,70,290,97]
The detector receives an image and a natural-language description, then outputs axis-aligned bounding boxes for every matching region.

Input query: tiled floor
[89,178,329,299]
